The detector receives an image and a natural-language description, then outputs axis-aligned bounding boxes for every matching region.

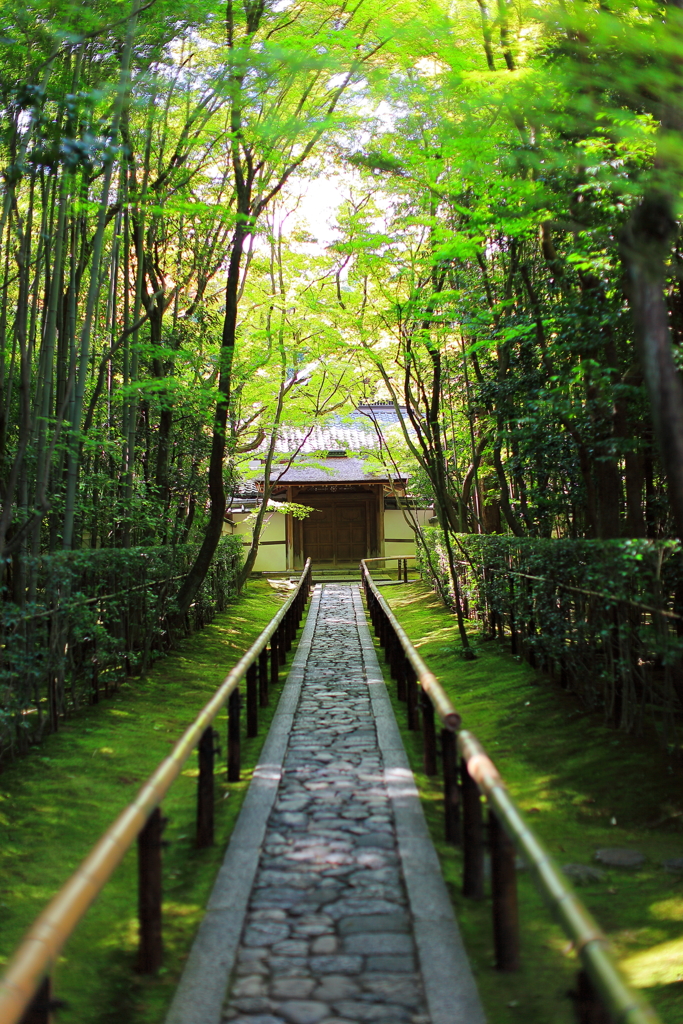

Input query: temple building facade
[223,403,432,573]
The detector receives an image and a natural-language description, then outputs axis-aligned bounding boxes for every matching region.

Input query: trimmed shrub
[419,529,683,741]
[0,537,242,758]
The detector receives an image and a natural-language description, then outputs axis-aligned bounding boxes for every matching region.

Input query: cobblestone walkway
[224,585,430,1024]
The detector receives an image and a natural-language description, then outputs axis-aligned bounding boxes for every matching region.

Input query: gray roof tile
[271,405,406,454]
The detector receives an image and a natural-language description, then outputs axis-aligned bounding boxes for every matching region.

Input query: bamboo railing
[361,558,661,1024]
[0,560,312,1024]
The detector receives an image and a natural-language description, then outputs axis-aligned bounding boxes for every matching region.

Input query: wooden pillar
[376,483,384,558]
[490,808,520,971]
[137,808,164,973]
[421,689,437,776]
[196,726,215,848]
[20,977,52,1024]
[278,622,286,665]
[573,970,615,1023]
[442,729,461,844]
[259,648,269,706]
[227,688,241,782]
[406,663,419,731]
[285,486,294,570]
[461,759,485,899]
[396,649,407,702]
[270,634,279,686]
[246,663,258,738]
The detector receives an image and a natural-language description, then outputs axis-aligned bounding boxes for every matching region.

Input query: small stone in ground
[594,848,645,869]
[562,864,606,885]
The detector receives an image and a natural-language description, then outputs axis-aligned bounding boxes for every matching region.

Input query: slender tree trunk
[62,1,140,548]
[174,225,246,616]
[620,193,683,540]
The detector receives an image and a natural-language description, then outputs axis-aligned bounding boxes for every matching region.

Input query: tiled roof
[264,457,394,484]
[272,404,405,454]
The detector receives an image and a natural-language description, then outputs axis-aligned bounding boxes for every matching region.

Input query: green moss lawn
[0,580,297,1024]
[375,581,683,1024]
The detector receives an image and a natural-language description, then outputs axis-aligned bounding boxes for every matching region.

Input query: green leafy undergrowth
[0,580,297,1024]
[373,582,683,1024]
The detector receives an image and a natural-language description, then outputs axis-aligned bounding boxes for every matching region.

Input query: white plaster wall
[224,511,287,572]
[383,508,431,559]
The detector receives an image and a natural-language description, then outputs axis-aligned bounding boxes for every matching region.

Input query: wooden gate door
[301,499,368,565]
[335,503,367,563]
[302,505,335,564]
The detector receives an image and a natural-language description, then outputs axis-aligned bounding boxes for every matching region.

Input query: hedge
[0,537,243,759]
[419,529,683,743]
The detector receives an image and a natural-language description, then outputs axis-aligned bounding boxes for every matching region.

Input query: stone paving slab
[166,585,485,1024]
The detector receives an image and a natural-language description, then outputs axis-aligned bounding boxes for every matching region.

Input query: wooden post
[20,976,52,1024]
[227,688,241,782]
[421,689,437,776]
[387,632,397,680]
[270,634,279,686]
[259,648,269,706]
[278,622,286,665]
[573,970,615,1024]
[137,807,164,973]
[461,759,485,899]
[490,808,520,971]
[396,650,407,702]
[403,558,408,584]
[246,662,258,738]
[442,729,461,844]
[196,726,214,848]
[406,663,419,731]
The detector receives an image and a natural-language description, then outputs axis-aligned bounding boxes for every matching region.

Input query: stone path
[166,584,483,1024]
[224,585,427,1024]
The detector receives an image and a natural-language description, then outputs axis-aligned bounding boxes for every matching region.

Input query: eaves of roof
[254,457,395,484]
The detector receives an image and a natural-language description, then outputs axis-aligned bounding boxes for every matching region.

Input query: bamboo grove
[3,0,683,744]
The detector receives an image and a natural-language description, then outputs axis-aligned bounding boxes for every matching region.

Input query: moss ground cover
[0,580,297,1024]
[374,581,683,1024]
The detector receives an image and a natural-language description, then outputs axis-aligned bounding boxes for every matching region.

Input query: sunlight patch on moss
[622,937,683,987]
[649,899,683,922]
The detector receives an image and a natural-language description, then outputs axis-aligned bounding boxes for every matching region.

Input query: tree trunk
[621,193,683,540]
[174,226,246,617]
